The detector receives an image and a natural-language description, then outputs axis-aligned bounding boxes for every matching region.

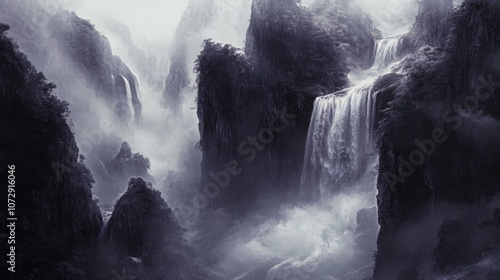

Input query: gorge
[1,0,499,279]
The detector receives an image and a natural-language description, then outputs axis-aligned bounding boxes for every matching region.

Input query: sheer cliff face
[47,11,142,124]
[93,141,152,209]
[245,0,299,76]
[412,0,453,47]
[0,24,103,279]
[374,0,500,278]
[99,178,216,280]
[196,0,350,213]
[163,0,252,109]
[163,0,215,108]
[309,0,381,69]
[0,3,142,126]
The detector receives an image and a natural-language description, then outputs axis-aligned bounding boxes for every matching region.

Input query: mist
[61,0,188,45]
[3,0,499,279]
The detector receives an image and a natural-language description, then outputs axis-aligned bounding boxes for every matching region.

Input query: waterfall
[301,81,377,199]
[373,34,405,69]
[208,34,408,280]
[274,34,406,278]
[301,34,405,198]
[120,74,134,119]
[131,71,142,102]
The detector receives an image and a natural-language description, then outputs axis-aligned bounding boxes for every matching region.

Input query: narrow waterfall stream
[121,74,135,120]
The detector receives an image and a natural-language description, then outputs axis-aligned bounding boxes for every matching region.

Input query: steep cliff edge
[98,177,217,280]
[195,0,352,213]
[375,0,500,278]
[0,2,142,125]
[309,0,381,69]
[0,24,103,279]
[91,141,152,209]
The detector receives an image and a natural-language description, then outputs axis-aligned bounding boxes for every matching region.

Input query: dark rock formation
[0,24,103,279]
[411,0,453,47]
[195,0,350,214]
[163,0,216,110]
[0,3,142,125]
[374,0,500,278]
[98,178,217,280]
[91,141,152,209]
[309,0,381,69]
[372,73,404,133]
[163,43,189,111]
[48,11,142,123]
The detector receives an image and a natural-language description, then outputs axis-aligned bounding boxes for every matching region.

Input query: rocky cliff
[374,0,500,278]
[0,24,103,279]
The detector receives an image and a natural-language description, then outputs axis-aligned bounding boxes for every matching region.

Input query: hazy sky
[62,0,189,42]
[300,0,418,36]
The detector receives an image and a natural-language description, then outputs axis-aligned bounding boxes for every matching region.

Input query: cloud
[60,0,189,43]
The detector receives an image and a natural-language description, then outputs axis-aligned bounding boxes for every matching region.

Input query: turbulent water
[300,81,377,200]
[373,35,405,69]
[206,34,407,280]
[77,2,409,279]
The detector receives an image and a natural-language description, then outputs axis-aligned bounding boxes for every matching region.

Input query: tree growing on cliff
[0,23,103,279]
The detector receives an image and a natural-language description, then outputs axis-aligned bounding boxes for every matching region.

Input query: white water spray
[373,35,405,69]
[214,34,407,280]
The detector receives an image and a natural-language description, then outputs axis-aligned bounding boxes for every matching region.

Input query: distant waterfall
[131,71,142,102]
[120,74,134,120]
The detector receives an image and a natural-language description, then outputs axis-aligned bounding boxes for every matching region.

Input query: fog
[38,0,253,212]
[56,0,415,278]
[16,0,428,278]
[62,0,188,44]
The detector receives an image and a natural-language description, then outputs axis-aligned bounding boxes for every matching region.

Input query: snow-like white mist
[52,0,415,278]
[42,0,252,213]
[61,0,188,42]
[200,34,407,280]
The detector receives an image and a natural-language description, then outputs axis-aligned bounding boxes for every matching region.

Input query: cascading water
[301,34,405,198]
[120,74,134,119]
[300,81,378,200]
[214,34,407,280]
[290,34,405,278]
[373,34,405,69]
[131,71,142,102]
